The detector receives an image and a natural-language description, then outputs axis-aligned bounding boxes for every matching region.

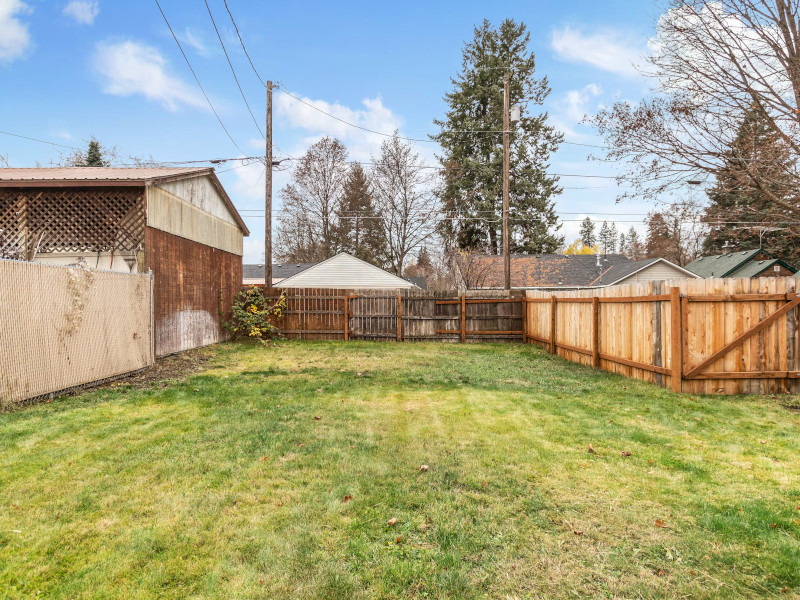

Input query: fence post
[670,286,682,393]
[592,296,600,368]
[344,295,349,341]
[397,294,402,342]
[521,297,527,344]
[149,270,155,363]
[550,295,557,354]
[461,294,466,343]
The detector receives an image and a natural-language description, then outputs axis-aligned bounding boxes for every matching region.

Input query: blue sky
[0,0,670,261]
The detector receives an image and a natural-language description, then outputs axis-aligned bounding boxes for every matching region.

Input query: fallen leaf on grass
[655,519,668,528]
[259,456,269,462]
[419,465,429,472]
[482,481,488,488]
[620,451,632,457]
[792,519,800,527]
[387,518,398,526]
[343,495,352,503]
[588,443,597,455]
[759,440,767,445]
[769,523,777,528]
[395,536,403,544]
[573,530,584,536]
[313,416,321,421]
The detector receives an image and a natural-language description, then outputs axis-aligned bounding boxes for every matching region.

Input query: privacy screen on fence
[0,259,153,407]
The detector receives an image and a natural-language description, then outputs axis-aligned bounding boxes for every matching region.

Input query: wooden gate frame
[682,293,800,380]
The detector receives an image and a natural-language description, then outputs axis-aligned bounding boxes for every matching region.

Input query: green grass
[2,341,800,599]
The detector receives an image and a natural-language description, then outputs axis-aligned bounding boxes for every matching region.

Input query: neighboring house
[685,249,797,279]
[468,254,698,290]
[243,262,315,286]
[0,167,249,356]
[243,252,418,289]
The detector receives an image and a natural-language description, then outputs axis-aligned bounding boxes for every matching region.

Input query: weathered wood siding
[147,228,241,356]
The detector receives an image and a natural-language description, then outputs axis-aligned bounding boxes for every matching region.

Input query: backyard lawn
[1,341,800,599]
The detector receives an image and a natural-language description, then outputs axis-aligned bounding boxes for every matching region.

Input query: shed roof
[684,249,761,278]
[0,167,210,183]
[0,167,249,235]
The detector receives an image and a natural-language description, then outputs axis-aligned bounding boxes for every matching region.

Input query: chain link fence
[0,259,153,408]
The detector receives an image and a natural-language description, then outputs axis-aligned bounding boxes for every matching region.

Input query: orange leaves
[387,517,398,526]
[655,519,668,528]
[342,495,352,503]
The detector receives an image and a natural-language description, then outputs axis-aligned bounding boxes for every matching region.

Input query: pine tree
[335,164,386,266]
[579,217,596,247]
[433,19,563,254]
[702,104,800,264]
[625,227,644,261]
[83,139,105,166]
[598,221,617,253]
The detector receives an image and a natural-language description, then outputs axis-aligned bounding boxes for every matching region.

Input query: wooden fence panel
[525,278,800,395]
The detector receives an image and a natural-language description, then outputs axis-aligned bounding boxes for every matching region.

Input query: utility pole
[265,80,273,289]
[502,72,511,291]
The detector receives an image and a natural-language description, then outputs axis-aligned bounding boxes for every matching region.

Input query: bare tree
[0,154,8,168]
[371,134,439,276]
[590,0,800,214]
[276,137,349,263]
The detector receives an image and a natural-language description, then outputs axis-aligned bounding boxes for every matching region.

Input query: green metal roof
[727,259,780,278]
[684,249,762,278]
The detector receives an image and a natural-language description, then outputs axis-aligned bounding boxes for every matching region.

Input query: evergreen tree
[433,19,563,254]
[702,104,800,264]
[335,164,386,266]
[619,232,627,256]
[84,139,105,166]
[598,221,618,253]
[579,217,596,247]
[625,227,644,260]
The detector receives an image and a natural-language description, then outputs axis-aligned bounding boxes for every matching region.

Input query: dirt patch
[103,349,212,390]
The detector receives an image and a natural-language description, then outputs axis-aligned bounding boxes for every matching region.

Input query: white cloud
[550,83,603,139]
[551,26,644,77]
[63,1,98,25]
[0,0,31,64]
[93,40,205,111]
[178,27,211,56]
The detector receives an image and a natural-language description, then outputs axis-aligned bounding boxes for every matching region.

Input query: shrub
[225,287,286,343]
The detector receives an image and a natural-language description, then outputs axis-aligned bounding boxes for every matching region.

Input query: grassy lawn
[2,341,800,599]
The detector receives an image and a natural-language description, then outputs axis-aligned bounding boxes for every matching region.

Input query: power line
[154,0,245,155]
[204,0,265,139]
[0,130,81,151]
[223,0,267,88]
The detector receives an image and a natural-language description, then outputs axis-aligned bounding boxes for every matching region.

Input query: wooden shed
[0,167,249,356]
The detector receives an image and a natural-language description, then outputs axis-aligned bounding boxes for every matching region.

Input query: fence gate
[681,292,800,381]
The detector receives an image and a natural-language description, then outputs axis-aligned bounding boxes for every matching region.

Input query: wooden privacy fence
[525,278,800,395]
[260,288,525,343]
[0,259,154,407]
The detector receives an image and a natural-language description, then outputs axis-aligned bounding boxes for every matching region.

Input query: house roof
[243,262,316,281]
[0,167,249,235]
[473,254,633,288]
[684,249,762,278]
[592,258,699,286]
[728,258,784,278]
[276,252,417,289]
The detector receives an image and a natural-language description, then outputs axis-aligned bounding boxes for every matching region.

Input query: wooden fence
[525,278,800,395]
[261,288,525,343]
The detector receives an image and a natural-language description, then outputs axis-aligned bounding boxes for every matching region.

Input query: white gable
[276,253,416,289]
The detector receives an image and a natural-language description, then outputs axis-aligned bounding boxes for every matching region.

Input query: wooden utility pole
[265,80,273,289]
[502,72,511,291]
